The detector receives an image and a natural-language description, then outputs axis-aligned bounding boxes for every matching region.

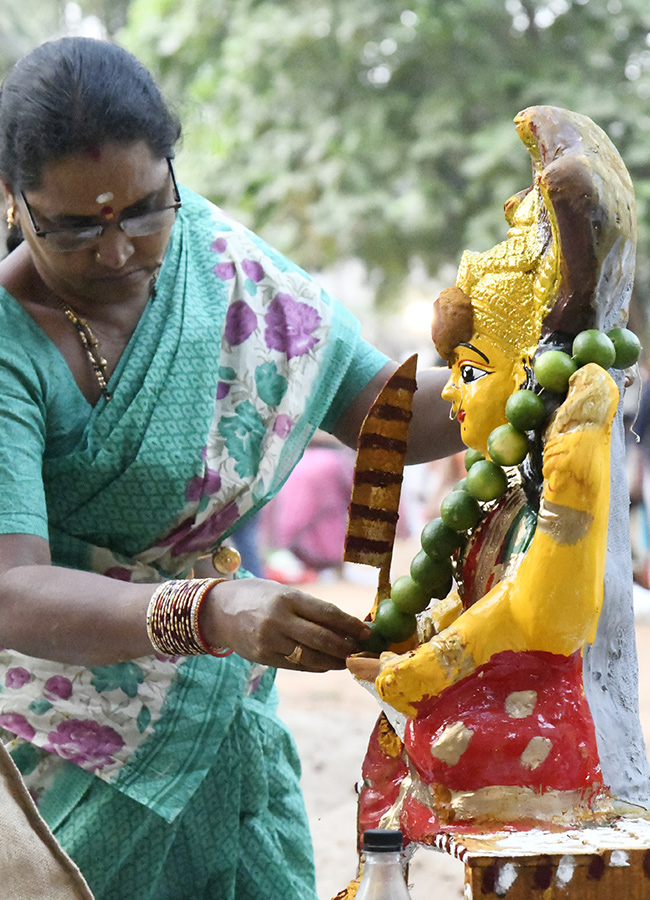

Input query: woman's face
[10,140,176,310]
[442,334,527,453]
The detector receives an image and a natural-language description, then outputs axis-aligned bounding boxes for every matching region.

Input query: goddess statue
[347,107,649,849]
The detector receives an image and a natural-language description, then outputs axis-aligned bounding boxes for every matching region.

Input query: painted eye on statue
[460,365,489,384]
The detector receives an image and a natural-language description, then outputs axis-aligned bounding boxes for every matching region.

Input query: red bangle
[191,580,235,657]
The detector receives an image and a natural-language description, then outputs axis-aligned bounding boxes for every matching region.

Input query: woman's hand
[200,578,372,671]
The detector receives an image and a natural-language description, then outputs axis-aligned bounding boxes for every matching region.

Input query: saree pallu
[0,187,387,830]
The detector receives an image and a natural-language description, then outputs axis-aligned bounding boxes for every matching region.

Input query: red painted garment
[459,488,537,609]
[356,650,602,842]
[356,491,602,840]
[357,714,409,845]
[405,649,601,793]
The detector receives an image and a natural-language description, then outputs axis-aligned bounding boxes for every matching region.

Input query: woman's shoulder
[177,186,292,262]
[0,261,66,396]
[0,246,51,331]
[177,185,234,232]
[0,282,45,348]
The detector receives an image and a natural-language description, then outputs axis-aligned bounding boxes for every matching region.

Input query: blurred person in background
[260,431,355,583]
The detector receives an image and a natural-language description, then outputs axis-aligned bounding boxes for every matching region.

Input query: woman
[0,37,459,900]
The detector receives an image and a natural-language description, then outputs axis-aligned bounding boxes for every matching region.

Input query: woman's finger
[284,589,372,641]
[278,641,348,672]
[284,616,364,660]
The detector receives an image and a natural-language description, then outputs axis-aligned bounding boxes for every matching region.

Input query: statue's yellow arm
[376,364,619,718]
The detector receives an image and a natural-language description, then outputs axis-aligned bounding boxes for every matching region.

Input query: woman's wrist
[146,578,234,657]
[194,579,235,657]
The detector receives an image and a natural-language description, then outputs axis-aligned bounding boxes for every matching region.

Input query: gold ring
[284,645,304,665]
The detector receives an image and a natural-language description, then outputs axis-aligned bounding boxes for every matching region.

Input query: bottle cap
[362,829,403,852]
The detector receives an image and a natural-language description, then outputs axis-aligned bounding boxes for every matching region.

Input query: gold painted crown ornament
[432,106,637,367]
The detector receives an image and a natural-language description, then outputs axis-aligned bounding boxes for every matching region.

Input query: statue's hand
[375,630,476,718]
[540,363,619,518]
[548,362,619,437]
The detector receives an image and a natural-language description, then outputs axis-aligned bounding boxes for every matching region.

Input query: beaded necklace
[57,300,112,402]
[55,276,158,404]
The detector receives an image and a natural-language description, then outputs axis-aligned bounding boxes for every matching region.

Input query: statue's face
[442,334,527,454]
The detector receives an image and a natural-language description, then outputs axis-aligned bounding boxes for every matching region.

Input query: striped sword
[344,354,418,610]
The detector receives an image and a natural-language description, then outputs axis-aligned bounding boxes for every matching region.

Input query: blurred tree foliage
[0,1,130,71]
[119,0,650,318]
[0,2,64,68]
[4,1,649,320]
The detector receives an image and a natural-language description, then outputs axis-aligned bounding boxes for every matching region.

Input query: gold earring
[6,205,15,229]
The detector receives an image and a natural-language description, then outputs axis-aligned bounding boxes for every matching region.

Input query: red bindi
[100,206,114,219]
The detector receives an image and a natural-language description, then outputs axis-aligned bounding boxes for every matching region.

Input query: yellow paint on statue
[338,110,640,887]
[512,364,618,653]
[438,187,560,453]
[375,175,618,718]
[376,364,618,718]
[442,336,527,454]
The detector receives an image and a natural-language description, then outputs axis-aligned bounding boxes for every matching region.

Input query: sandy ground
[275,538,650,900]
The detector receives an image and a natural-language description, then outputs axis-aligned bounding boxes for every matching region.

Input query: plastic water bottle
[355,829,412,900]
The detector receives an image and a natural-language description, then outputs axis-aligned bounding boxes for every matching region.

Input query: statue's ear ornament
[431,286,473,363]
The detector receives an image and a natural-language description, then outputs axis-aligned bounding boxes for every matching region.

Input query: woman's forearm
[332,361,462,463]
[0,564,155,665]
[0,563,372,672]
[406,367,464,463]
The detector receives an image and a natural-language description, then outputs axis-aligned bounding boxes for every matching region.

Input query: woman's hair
[0,36,182,192]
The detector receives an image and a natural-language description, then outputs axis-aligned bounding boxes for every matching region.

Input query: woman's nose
[93,226,135,269]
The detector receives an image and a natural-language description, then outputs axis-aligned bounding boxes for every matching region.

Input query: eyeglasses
[20,157,182,253]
